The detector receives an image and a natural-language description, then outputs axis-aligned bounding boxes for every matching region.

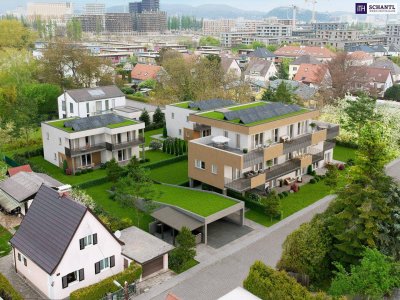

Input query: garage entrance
[142,257,164,277]
[206,219,253,249]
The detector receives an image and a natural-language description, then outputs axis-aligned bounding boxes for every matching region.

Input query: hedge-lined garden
[69,263,142,300]
[0,274,23,300]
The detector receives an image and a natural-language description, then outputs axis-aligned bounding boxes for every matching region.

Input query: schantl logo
[355,3,368,14]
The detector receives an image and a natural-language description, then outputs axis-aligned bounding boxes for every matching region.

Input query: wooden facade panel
[264,143,284,161]
[311,129,327,145]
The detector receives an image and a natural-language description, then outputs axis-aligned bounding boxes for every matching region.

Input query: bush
[149,140,162,151]
[70,262,142,300]
[346,158,355,166]
[261,191,281,218]
[81,169,88,174]
[247,193,261,202]
[121,87,134,94]
[0,273,23,300]
[144,122,164,132]
[98,213,133,231]
[282,191,289,197]
[310,179,317,184]
[75,171,82,176]
[243,148,248,154]
[125,94,148,103]
[169,227,196,273]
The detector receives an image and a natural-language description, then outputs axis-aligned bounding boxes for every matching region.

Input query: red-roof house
[294,64,331,88]
[349,66,393,97]
[7,165,33,177]
[131,64,164,83]
[274,45,335,62]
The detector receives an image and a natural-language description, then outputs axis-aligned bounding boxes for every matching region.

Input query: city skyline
[2,0,396,14]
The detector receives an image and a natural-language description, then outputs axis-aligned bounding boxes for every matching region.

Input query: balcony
[193,123,211,132]
[106,137,145,151]
[65,143,107,157]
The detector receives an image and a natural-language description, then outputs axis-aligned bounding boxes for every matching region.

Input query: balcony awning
[212,136,230,144]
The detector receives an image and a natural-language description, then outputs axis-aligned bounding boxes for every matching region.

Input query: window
[70,103,74,114]
[195,160,205,170]
[62,101,66,111]
[79,234,97,250]
[23,257,27,266]
[223,131,228,138]
[253,133,264,148]
[117,150,126,162]
[95,256,115,274]
[86,103,90,117]
[96,101,102,113]
[186,116,189,122]
[171,112,175,119]
[59,138,62,146]
[105,100,109,111]
[236,134,240,148]
[272,129,279,143]
[46,132,49,140]
[54,153,57,161]
[179,129,182,136]
[81,154,92,166]
[211,164,218,174]
[62,269,84,289]
[17,253,21,261]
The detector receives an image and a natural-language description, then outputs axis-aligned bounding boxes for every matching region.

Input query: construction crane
[305,0,317,24]
[291,5,298,31]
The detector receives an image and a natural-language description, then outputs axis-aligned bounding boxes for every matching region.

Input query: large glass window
[81,154,92,166]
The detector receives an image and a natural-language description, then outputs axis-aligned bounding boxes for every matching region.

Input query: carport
[150,200,245,245]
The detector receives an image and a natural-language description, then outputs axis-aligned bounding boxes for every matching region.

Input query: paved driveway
[0,254,43,299]
[135,195,336,300]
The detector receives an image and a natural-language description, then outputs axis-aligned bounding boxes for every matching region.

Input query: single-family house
[131,64,163,84]
[10,185,126,299]
[58,86,126,119]
[244,58,277,94]
[42,114,145,173]
[349,66,393,97]
[289,55,321,80]
[248,48,276,61]
[220,56,242,79]
[274,45,335,62]
[371,58,400,83]
[0,172,62,215]
[348,51,374,66]
[294,64,331,88]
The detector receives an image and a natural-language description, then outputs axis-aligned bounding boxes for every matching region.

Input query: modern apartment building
[187,102,339,194]
[129,0,160,13]
[314,29,360,41]
[84,3,106,15]
[203,19,237,37]
[26,2,72,22]
[256,24,292,38]
[165,100,236,140]
[133,11,167,33]
[42,114,145,173]
[386,24,400,46]
[104,13,134,33]
[311,22,348,31]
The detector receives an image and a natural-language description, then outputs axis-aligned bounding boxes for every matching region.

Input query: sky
[0,0,396,13]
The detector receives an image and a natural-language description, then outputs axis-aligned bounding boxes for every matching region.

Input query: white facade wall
[244,63,277,83]
[289,64,299,80]
[42,123,70,167]
[165,105,193,139]
[58,93,126,119]
[14,211,123,299]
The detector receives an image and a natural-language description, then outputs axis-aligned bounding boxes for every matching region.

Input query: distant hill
[107,4,351,23]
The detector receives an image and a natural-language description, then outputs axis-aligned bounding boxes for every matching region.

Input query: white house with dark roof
[58,85,126,119]
[10,185,125,299]
[42,114,145,173]
[244,58,277,86]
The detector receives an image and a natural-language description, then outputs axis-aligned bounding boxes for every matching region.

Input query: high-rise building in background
[26,2,72,22]
[84,3,106,15]
[386,24,400,46]
[129,0,159,13]
[133,11,167,33]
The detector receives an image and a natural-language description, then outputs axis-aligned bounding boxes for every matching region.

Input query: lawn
[85,182,153,232]
[149,160,188,184]
[28,156,107,186]
[152,184,237,217]
[333,145,357,163]
[0,226,12,257]
[246,170,349,227]
[170,258,199,274]
[141,150,174,164]
[144,128,163,147]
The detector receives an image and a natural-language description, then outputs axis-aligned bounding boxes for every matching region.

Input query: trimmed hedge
[335,140,358,149]
[74,177,109,189]
[227,190,265,214]
[0,273,23,300]
[144,154,188,170]
[69,263,142,300]
[125,94,148,103]
[144,122,164,132]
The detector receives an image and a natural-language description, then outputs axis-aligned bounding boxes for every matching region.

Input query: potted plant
[243,148,248,154]
[310,122,317,133]
[266,160,273,169]
[264,139,272,147]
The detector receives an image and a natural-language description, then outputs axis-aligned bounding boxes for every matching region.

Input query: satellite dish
[114,230,121,238]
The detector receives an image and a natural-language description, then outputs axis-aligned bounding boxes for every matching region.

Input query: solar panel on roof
[88,89,106,97]
[64,114,128,131]
[189,99,236,111]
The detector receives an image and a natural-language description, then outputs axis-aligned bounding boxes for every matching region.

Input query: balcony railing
[65,143,107,157]
[282,133,312,154]
[193,123,211,132]
[326,125,340,140]
[106,137,145,151]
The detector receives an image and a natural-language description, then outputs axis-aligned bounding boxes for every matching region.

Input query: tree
[139,109,150,126]
[153,106,164,124]
[384,84,400,101]
[163,125,168,138]
[327,121,393,266]
[138,79,156,89]
[66,18,82,41]
[273,81,295,104]
[0,160,7,181]
[199,36,220,46]
[169,227,196,273]
[329,248,400,299]
[70,188,97,210]
[106,158,124,183]
[277,217,332,282]
[261,88,275,101]
[114,159,157,227]
[251,41,266,49]
[243,261,329,300]
[324,163,339,190]
[0,19,36,49]
[260,191,281,218]
[277,58,292,80]
[342,93,379,141]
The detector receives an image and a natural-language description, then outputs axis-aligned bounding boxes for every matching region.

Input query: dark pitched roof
[291,55,321,66]
[188,99,236,111]
[10,185,87,274]
[244,58,274,78]
[345,45,374,53]
[370,45,387,53]
[248,48,275,59]
[270,80,317,100]
[371,58,400,76]
[65,85,124,103]
[63,114,129,131]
